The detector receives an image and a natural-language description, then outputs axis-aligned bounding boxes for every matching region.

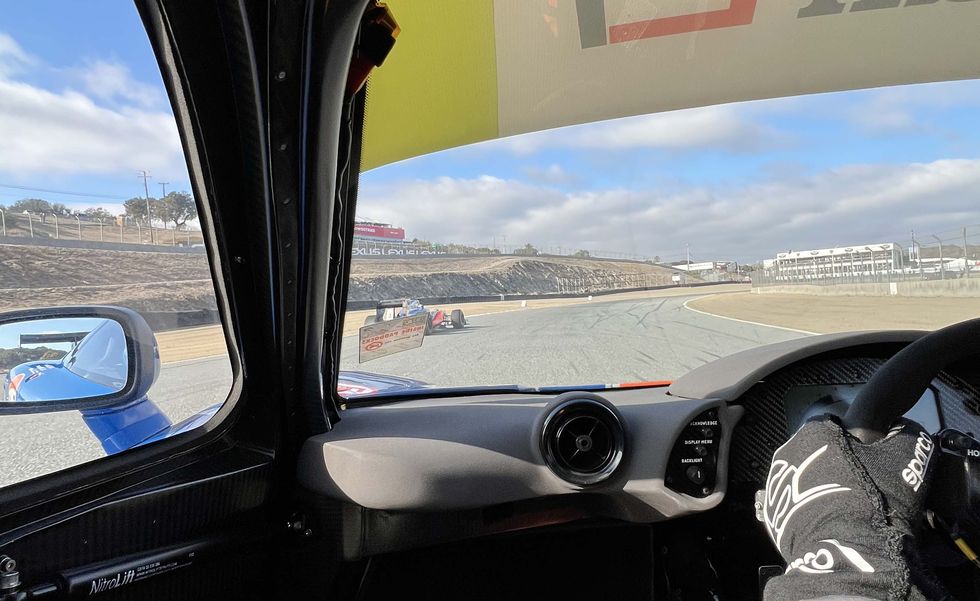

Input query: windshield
[338,1,980,398]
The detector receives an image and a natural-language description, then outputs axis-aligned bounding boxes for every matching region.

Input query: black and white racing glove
[761,416,947,601]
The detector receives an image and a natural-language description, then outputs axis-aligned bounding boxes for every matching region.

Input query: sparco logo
[902,432,934,492]
[786,539,875,575]
[89,569,135,595]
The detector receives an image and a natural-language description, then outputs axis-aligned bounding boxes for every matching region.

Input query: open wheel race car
[363,298,466,333]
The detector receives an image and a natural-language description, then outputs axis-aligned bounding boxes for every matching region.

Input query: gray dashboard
[299,390,741,522]
[299,331,930,523]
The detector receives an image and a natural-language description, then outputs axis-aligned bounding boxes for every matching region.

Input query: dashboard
[298,330,980,559]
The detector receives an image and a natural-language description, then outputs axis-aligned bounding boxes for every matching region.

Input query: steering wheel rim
[843,318,980,443]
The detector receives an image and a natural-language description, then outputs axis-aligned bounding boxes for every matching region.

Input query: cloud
[490,104,785,155]
[521,164,579,185]
[0,33,183,177]
[75,60,164,108]
[0,32,35,77]
[359,159,980,262]
[784,79,980,135]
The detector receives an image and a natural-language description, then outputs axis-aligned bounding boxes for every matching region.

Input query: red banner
[354,224,405,240]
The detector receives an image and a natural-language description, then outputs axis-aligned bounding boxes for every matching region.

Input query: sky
[360,81,980,263]
[3,4,980,263]
[0,317,106,351]
[0,3,188,218]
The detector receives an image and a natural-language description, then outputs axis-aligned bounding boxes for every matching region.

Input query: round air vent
[541,396,625,486]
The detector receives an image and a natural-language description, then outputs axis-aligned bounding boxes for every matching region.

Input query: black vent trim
[541,396,625,486]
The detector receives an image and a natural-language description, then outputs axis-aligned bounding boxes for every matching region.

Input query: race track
[1,292,805,487]
[339,294,805,388]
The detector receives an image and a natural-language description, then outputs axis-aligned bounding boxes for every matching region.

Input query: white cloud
[489,104,785,155]
[522,163,578,185]
[0,32,183,177]
[0,79,183,175]
[359,159,980,262]
[777,79,980,135]
[0,32,35,77]
[75,60,164,108]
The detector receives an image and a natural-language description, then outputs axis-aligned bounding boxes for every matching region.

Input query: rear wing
[376,299,408,309]
[19,332,90,346]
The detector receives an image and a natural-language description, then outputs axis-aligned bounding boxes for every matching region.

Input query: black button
[694,445,708,457]
[686,465,706,485]
[698,427,714,439]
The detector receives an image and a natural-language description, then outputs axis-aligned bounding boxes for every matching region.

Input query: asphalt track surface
[339,294,805,388]
[1,293,805,488]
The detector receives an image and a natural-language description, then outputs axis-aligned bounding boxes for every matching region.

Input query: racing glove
[761,416,949,601]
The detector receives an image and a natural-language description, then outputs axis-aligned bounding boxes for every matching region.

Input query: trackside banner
[358,314,428,363]
[362,0,980,170]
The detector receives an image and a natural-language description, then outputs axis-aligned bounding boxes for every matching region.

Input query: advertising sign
[358,314,428,362]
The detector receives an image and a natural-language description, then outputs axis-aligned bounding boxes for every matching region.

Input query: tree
[10,198,52,214]
[155,191,197,229]
[514,243,539,256]
[573,249,590,258]
[83,207,115,221]
[50,203,72,216]
[653,256,662,264]
[123,197,153,225]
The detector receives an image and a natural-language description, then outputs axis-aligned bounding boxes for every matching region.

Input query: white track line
[682,297,817,336]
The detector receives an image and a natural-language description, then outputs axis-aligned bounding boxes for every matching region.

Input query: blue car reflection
[4,320,429,455]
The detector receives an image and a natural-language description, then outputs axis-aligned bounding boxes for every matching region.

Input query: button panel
[665,409,720,498]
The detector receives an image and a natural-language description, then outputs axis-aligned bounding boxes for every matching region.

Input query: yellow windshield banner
[362,0,980,171]
[362,0,499,170]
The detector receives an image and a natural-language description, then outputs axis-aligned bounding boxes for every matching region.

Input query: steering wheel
[842,318,980,578]
[843,318,980,443]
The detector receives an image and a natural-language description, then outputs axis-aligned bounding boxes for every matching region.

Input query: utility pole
[910,229,917,267]
[158,182,170,231]
[138,170,153,244]
[686,244,691,272]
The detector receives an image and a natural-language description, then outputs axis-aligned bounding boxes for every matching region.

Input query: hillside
[0,244,691,314]
[0,244,215,313]
[349,256,687,299]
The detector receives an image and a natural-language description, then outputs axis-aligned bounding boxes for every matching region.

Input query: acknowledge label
[358,314,428,363]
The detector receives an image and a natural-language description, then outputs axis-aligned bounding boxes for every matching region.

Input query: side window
[0,6,232,488]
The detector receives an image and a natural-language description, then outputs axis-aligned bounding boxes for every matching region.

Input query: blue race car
[3,315,430,454]
[5,319,133,403]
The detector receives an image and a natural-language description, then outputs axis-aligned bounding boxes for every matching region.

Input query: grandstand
[766,243,905,281]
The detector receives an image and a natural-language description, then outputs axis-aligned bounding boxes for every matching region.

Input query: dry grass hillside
[0,244,688,313]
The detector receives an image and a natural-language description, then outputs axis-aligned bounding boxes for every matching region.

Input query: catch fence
[0,210,204,247]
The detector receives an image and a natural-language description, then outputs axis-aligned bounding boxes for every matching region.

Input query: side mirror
[0,306,159,414]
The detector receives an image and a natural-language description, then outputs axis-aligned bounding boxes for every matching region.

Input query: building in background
[771,243,904,281]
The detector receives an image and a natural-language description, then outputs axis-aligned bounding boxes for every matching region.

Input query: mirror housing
[0,306,159,415]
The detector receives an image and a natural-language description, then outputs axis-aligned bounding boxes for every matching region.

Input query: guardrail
[140,310,221,331]
[344,281,740,310]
